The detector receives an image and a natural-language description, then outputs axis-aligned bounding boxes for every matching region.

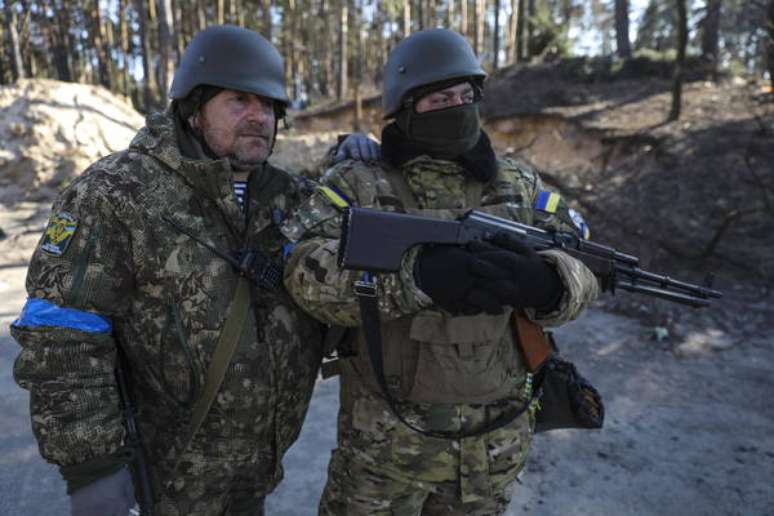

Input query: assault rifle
[116,349,155,516]
[338,207,722,308]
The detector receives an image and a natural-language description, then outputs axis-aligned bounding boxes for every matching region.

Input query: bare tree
[615,0,632,58]
[701,0,721,76]
[669,0,688,121]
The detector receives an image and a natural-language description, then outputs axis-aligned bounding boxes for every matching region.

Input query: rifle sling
[169,276,252,478]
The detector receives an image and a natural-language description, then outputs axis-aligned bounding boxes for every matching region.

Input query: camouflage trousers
[319,383,534,516]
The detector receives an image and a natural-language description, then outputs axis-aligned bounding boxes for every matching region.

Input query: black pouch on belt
[534,354,605,433]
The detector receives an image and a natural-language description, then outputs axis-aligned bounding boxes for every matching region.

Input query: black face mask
[395,102,481,159]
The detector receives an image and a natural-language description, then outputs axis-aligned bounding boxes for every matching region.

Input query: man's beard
[200,121,274,170]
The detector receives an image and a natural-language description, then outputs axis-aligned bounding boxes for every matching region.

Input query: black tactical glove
[415,244,516,315]
[470,232,565,312]
[333,132,382,163]
[70,467,136,516]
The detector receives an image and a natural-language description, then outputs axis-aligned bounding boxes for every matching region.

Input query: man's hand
[70,467,136,516]
[415,244,518,315]
[333,132,381,163]
[471,232,564,311]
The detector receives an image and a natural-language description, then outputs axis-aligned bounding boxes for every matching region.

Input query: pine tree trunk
[669,0,688,121]
[493,0,501,70]
[526,0,534,60]
[767,0,774,84]
[197,0,207,31]
[48,0,72,81]
[262,0,272,40]
[403,0,411,37]
[118,0,130,96]
[136,0,158,112]
[337,1,348,100]
[701,0,721,76]
[507,0,519,64]
[90,1,111,87]
[4,1,25,80]
[615,0,632,58]
[158,0,175,106]
[460,0,468,37]
[173,0,185,59]
[474,0,483,54]
[515,0,524,62]
[18,0,34,77]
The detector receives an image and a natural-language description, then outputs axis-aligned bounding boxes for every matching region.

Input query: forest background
[1,0,773,117]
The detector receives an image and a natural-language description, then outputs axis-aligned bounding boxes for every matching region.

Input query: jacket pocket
[403,310,523,404]
[158,303,203,408]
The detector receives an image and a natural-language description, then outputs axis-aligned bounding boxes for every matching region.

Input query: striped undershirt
[233,180,247,211]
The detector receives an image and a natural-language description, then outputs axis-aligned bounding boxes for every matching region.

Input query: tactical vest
[340,163,532,404]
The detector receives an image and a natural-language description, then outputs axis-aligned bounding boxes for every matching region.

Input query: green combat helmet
[382,28,486,119]
[168,24,289,109]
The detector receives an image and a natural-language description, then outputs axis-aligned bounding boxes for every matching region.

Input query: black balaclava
[382,79,497,183]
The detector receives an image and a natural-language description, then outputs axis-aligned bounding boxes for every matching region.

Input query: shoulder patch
[318,185,351,210]
[40,212,79,256]
[568,208,591,239]
[534,190,561,213]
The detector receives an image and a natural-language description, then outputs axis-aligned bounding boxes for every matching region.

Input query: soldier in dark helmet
[281,28,599,515]
[11,24,376,516]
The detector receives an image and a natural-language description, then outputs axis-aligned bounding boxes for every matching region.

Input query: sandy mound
[0,79,144,204]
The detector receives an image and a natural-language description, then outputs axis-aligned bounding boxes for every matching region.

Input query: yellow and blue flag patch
[318,185,351,209]
[534,190,561,213]
[40,212,78,256]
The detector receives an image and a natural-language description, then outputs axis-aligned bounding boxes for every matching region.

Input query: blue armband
[12,298,112,334]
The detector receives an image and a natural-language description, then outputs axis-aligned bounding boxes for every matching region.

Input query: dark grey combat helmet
[168,24,289,108]
[382,28,486,119]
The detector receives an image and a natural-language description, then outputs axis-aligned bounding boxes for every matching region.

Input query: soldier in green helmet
[281,28,600,514]
[11,24,376,516]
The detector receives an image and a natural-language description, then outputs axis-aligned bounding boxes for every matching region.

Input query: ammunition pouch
[533,354,604,433]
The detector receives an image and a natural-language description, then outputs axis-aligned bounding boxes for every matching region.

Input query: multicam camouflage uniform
[281,155,599,515]
[12,111,323,515]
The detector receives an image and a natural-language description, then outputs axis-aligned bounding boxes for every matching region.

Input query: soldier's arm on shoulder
[282,161,431,327]
[12,173,135,485]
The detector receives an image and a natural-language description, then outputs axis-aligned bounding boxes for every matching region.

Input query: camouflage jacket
[12,111,322,493]
[281,155,599,405]
[282,155,598,328]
